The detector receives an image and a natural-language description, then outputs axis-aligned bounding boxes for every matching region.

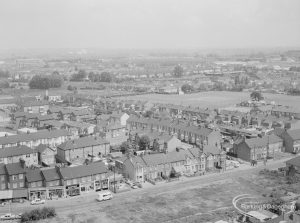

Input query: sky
[0,0,300,50]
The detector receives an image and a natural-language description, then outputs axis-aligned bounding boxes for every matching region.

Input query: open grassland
[42,178,260,223]
[118,91,300,109]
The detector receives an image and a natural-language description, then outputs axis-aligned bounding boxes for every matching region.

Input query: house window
[37,181,42,187]
[67,180,72,185]
[12,175,17,181]
[26,154,30,158]
[19,174,23,180]
[13,183,17,189]
[31,182,36,188]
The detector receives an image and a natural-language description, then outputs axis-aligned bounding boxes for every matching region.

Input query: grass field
[118,91,300,109]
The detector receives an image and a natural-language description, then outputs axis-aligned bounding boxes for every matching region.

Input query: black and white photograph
[0,0,300,222]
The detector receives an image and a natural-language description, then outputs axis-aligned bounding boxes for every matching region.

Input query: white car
[97,191,113,202]
[131,184,139,189]
[31,198,45,205]
[0,213,17,220]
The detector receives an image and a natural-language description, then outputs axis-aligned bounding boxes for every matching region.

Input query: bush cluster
[21,207,56,222]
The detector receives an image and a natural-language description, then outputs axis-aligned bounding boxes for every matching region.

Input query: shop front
[48,187,65,199]
[66,184,80,196]
[28,188,47,201]
[80,182,94,193]
[95,179,109,191]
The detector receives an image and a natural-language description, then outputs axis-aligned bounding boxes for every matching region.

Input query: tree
[153,139,160,151]
[0,80,9,88]
[120,141,132,154]
[139,135,150,150]
[250,91,264,101]
[0,69,10,78]
[181,84,194,93]
[173,65,183,77]
[100,72,112,82]
[144,110,154,118]
[29,74,63,89]
[70,69,87,81]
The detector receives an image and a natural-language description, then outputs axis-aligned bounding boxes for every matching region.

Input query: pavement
[0,155,293,218]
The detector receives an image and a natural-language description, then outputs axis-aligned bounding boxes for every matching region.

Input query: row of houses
[233,128,300,161]
[0,129,72,149]
[115,147,226,183]
[0,161,109,201]
[127,116,222,148]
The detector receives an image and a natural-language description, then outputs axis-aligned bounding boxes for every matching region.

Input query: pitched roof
[41,168,60,182]
[0,145,36,158]
[0,164,6,175]
[203,145,222,155]
[59,162,107,180]
[123,156,147,167]
[5,163,26,175]
[26,169,43,182]
[287,129,300,140]
[72,109,91,116]
[286,156,300,167]
[57,136,109,151]
[245,135,283,148]
[36,144,51,153]
[0,129,71,145]
[142,150,191,166]
[20,100,49,107]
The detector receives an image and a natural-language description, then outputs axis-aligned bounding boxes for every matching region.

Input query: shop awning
[12,189,28,199]
[0,190,13,200]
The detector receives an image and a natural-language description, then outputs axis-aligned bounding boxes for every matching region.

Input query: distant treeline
[29,73,63,89]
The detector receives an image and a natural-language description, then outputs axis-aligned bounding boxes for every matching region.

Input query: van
[97,191,113,202]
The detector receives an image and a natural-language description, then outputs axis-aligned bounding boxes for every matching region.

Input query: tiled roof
[142,150,192,166]
[20,100,49,107]
[60,162,107,180]
[63,121,95,129]
[0,164,6,175]
[0,129,71,145]
[72,109,91,116]
[286,156,300,167]
[245,135,283,148]
[5,163,26,175]
[36,144,50,153]
[203,145,222,155]
[287,129,300,140]
[57,136,109,151]
[0,145,36,158]
[272,106,300,114]
[41,168,60,182]
[26,169,43,182]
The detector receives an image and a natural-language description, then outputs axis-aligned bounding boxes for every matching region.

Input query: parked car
[131,184,139,189]
[0,213,17,220]
[97,191,113,202]
[31,198,45,205]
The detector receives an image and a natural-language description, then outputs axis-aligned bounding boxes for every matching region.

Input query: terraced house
[60,162,109,196]
[0,129,72,149]
[127,116,222,147]
[280,129,300,154]
[56,136,110,163]
[234,134,283,161]
[0,145,38,167]
[116,148,206,183]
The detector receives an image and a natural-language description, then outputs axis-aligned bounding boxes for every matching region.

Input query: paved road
[0,157,289,218]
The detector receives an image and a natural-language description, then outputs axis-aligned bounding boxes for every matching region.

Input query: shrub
[21,207,56,222]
